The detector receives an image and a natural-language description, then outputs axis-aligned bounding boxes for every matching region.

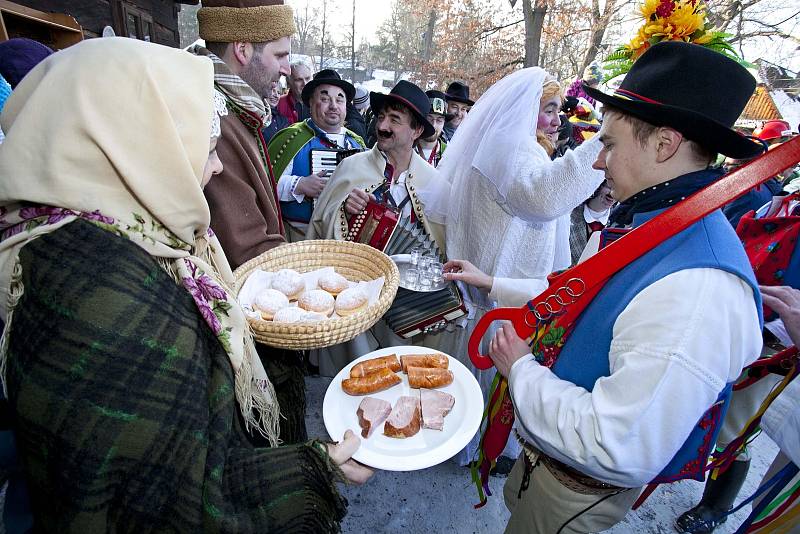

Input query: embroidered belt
[516,434,625,496]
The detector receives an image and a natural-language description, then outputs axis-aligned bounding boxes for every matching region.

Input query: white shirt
[583,204,610,225]
[387,170,413,219]
[761,376,800,467]
[502,268,761,487]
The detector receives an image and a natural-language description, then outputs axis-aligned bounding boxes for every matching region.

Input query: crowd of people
[0,0,798,532]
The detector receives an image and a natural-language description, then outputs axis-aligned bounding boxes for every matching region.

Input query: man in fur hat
[482,42,765,533]
[191,0,293,270]
[190,0,307,446]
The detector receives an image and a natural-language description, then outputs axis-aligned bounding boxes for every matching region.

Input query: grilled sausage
[407,366,454,389]
[400,353,448,373]
[342,367,402,395]
[349,354,402,378]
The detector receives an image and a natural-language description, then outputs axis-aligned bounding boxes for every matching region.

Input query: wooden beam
[0,0,82,35]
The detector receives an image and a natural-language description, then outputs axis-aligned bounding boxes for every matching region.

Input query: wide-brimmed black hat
[370,80,435,138]
[301,69,355,106]
[444,81,474,106]
[584,41,761,159]
[425,90,455,122]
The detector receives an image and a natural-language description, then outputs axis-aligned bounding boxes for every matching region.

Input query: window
[115,2,153,42]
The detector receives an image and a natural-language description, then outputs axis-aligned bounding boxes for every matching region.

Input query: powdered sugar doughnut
[272,269,305,300]
[317,271,349,296]
[298,289,335,316]
[272,306,307,323]
[335,286,369,316]
[302,311,329,322]
[253,288,290,320]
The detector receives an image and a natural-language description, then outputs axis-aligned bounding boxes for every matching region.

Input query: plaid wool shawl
[6,220,347,532]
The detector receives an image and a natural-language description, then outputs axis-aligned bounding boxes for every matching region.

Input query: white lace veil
[420,67,551,224]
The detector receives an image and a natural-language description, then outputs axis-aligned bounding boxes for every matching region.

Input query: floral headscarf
[0,38,279,445]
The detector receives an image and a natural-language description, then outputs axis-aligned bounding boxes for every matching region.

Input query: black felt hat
[425,90,455,122]
[444,81,474,106]
[370,80,435,138]
[584,41,761,159]
[301,69,355,106]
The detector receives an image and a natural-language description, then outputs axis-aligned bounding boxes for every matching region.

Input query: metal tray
[390,254,448,292]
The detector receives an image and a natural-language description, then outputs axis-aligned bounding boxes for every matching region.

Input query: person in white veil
[418,67,605,467]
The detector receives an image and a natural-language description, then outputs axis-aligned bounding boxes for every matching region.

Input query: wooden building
[0,0,198,49]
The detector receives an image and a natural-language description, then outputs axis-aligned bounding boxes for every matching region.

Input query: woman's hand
[488,321,532,378]
[443,259,493,291]
[760,285,800,347]
[325,430,374,484]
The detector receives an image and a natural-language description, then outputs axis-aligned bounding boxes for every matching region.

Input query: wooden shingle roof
[740,84,783,122]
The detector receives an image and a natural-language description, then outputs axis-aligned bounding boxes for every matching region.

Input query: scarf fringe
[0,260,24,398]
[235,332,281,447]
[157,255,281,447]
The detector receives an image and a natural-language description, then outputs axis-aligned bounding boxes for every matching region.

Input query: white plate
[323,346,483,471]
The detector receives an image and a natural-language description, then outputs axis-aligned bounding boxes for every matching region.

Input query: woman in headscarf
[418,68,605,467]
[0,37,368,532]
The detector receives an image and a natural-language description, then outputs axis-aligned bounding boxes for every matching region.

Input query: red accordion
[345,200,400,250]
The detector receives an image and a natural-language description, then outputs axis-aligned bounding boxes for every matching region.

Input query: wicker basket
[232,240,399,349]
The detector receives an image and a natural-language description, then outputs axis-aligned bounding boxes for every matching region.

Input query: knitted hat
[197,0,295,43]
[353,85,369,110]
[0,38,53,89]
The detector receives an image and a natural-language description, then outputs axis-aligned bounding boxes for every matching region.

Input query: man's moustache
[377,130,393,139]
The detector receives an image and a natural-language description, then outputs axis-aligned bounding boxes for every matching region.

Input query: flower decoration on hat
[604,0,741,80]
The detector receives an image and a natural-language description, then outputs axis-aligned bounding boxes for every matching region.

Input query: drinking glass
[428,261,444,285]
[405,267,419,288]
[418,272,432,289]
[410,248,423,266]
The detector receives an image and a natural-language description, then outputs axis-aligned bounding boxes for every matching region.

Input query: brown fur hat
[198,0,295,43]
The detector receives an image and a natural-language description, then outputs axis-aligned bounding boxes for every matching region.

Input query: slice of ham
[420,388,455,431]
[383,396,421,438]
[356,397,392,438]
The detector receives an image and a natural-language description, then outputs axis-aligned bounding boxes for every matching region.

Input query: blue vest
[552,208,763,483]
[281,120,362,223]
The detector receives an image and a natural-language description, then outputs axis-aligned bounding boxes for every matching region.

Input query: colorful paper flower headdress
[604,0,742,80]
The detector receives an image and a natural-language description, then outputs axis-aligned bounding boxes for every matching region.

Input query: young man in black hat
[306,80,445,375]
[443,80,474,142]
[484,41,764,533]
[414,90,451,167]
[268,68,365,242]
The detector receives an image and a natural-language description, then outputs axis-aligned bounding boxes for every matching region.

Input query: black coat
[344,102,367,141]
[262,106,291,144]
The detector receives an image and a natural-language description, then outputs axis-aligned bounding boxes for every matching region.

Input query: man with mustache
[268,69,365,242]
[306,80,444,375]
